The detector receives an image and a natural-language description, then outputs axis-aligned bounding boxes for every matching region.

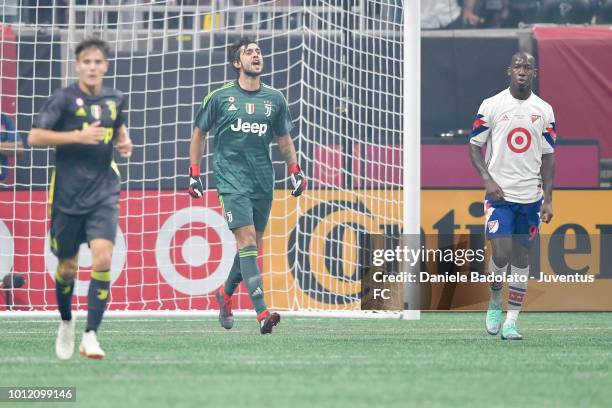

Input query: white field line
[2,327,612,336]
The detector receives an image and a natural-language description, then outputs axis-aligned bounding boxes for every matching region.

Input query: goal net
[0,0,417,317]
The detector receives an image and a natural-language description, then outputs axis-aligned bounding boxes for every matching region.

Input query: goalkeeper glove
[289,163,306,197]
[188,164,204,198]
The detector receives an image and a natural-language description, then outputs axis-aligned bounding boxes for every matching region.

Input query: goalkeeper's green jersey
[194,80,294,199]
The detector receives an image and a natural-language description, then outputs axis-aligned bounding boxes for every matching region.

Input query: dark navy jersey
[32,83,127,214]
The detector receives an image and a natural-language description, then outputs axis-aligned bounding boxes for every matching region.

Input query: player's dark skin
[469,52,555,268]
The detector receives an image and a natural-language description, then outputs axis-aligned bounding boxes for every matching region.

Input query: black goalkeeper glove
[188,164,204,198]
[289,163,306,197]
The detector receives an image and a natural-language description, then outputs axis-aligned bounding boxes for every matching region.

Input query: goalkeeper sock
[55,270,74,321]
[239,246,267,314]
[506,265,529,324]
[223,254,242,297]
[488,257,506,307]
[85,270,111,332]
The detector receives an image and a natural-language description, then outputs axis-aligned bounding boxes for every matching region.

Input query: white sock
[505,265,529,324]
[488,257,506,306]
[506,310,519,324]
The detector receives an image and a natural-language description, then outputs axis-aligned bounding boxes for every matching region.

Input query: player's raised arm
[29,123,106,147]
[28,80,106,147]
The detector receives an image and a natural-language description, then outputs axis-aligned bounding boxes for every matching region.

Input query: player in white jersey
[469,52,556,340]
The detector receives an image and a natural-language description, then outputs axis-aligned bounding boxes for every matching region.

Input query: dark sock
[55,271,74,321]
[85,270,111,332]
[238,246,267,314]
[224,254,242,297]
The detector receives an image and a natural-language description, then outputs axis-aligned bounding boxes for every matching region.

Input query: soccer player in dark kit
[28,38,132,359]
[188,37,306,334]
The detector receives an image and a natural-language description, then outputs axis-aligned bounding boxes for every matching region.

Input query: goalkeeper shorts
[218,193,272,232]
[49,204,119,259]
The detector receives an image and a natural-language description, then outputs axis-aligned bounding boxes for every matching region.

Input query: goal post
[0,1,420,319]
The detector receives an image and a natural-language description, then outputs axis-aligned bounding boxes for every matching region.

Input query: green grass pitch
[1,313,611,408]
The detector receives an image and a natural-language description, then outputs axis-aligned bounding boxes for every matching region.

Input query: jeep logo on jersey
[245,103,255,114]
[230,118,268,136]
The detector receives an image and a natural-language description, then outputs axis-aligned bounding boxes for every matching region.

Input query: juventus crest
[264,101,272,117]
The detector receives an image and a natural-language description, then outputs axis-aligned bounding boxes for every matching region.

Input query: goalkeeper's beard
[243,68,261,78]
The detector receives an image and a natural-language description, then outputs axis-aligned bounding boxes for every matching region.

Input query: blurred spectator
[478,0,510,27]
[1,0,19,23]
[495,0,597,27]
[597,0,612,23]
[0,114,24,182]
[536,0,595,24]
[381,0,403,25]
[105,0,137,29]
[421,0,482,29]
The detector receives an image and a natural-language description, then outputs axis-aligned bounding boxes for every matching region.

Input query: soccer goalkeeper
[188,37,306,334]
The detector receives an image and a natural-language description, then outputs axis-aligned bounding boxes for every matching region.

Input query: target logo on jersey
[506,127,532,153]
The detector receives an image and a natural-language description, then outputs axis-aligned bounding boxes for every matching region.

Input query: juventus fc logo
[264,101,272,117]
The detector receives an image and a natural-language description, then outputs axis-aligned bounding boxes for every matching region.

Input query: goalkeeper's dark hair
[228,36,258,74]
[75,37,110,60]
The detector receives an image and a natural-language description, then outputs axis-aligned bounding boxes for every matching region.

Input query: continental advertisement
[266,190,612,311]
[0,190,610,311]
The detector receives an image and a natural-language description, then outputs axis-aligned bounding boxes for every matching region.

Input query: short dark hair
[228,36,258,73]
[75,38,110,60]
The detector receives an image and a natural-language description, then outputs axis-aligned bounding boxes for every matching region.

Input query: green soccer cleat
[485,303,503,335]
[501,321,523,340]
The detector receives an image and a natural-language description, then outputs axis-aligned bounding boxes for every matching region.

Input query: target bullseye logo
[45,228,127,297]
[156,207,235,295]
[507,127,532,153]
[0,220,14,282]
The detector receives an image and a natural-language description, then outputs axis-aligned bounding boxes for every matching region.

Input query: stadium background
[1,3,611,408]
[0,1,611,313]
